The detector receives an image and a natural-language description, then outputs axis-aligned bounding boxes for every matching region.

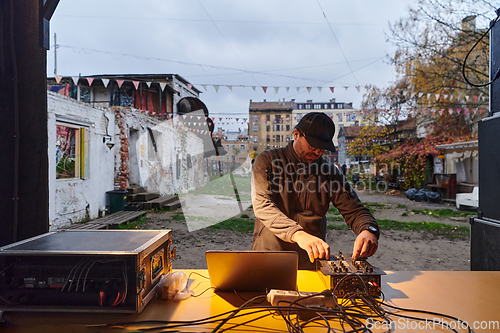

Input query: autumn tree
[387,0,495,135]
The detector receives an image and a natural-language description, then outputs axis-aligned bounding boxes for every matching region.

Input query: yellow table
[2,270,500,332]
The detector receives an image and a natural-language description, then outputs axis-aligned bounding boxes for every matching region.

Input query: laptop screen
[205,251,298,292]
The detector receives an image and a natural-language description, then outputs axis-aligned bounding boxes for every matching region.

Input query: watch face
[368,226,377,233]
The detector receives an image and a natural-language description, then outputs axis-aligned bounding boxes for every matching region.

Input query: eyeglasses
[297,130,324,153]
[306,143,325,153]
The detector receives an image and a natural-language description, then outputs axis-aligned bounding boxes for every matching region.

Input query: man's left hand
[352,230,378,260]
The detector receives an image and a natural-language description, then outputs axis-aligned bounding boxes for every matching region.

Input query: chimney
[263,99,266,102]
[462,15,476,32]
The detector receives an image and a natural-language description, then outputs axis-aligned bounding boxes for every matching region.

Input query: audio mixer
[316,251,385,298]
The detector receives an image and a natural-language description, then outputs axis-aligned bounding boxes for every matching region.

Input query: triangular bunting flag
[55,75,63,84]
[214,85,219,93]
[252,86,256,91]
[296,87,301,93]
[330,87,334,93]
[133,81,140,90]
[146,82,152,88]
[201,84,207,91]
[87,77,94,86]
[71,76,79,85]
[418,92,423,98]
[188,84,192,90]
[262,86,267,93]
[473,96,478,103]
[102,79,110,87]
[227,85,232,91]
[274,87,279,93]
[307,87,311,93]
[159,82,167,91]
[286,87,290,92]
[448,108,453,115]
[116,80,125,89]
[318,87,323,93]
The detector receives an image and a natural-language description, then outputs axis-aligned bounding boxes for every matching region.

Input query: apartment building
[248,100,294,154]
[249,99,362,162]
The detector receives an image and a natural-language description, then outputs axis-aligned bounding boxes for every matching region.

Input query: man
[251,112,379,269]
[341,163,347,175]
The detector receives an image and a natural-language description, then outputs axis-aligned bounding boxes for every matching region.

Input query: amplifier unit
[316,251,385,298]
[0,230,175,313]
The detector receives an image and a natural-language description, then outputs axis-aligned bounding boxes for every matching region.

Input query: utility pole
[54,32,57,75]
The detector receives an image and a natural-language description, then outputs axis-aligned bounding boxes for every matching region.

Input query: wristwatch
[364,225,379,237]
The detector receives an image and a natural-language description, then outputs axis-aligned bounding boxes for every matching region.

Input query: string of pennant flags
[54,75,490,103]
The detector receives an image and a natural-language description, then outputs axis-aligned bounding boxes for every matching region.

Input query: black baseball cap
[296,112,336,152]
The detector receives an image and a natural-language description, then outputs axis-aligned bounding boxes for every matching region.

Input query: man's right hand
[291,230,330,263]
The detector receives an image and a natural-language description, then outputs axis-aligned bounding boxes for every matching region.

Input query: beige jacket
[251,142,378,269]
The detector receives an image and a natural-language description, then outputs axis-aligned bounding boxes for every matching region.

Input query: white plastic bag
[158,271,193,301]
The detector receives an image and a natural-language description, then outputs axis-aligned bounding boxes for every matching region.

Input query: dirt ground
[137,190,472,271]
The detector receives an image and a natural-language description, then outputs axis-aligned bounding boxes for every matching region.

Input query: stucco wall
[116,107,208,194]
[48,92,116,230]
[48,93,209,230]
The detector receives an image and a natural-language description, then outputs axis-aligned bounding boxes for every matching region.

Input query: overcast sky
[47,0,415,130]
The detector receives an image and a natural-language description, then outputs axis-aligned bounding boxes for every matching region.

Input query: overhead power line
[315,0,359,86]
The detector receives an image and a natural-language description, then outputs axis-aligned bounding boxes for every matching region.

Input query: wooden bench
[427,173,457,199]
[61,211,146,230]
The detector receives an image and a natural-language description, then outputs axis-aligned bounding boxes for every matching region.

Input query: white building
[47,92,208,230]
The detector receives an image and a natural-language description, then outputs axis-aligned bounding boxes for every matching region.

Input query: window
[253,146,258,151]
[296,113,303,121]
[56,124,89,179]
[314,104,321,109]
[286,125,290,131]
[273,124,276,131]
[276,135,281,142]
[286,115,290,121]
[266,115,270,122]
[240,145,245,150]
[226,155,230,161]
[266,125,271,131]
[324,104,329,109]
[252,115,258,122]
[298,104,303,109]
[253,136,258,143]
[253,125,258,131]
[266,136,271,143]
[337,113,343,122]
[286,135,290,142]
[346,112,357,122]
[305,104,311,109]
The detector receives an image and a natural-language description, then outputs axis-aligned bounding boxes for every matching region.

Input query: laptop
[205,251,298,292]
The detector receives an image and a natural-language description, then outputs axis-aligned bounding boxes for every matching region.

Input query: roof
[435,140,478,150]
[48,73,201,94]
[395,118,416,132]
[249,101,293,111]
[339,126,362,138]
